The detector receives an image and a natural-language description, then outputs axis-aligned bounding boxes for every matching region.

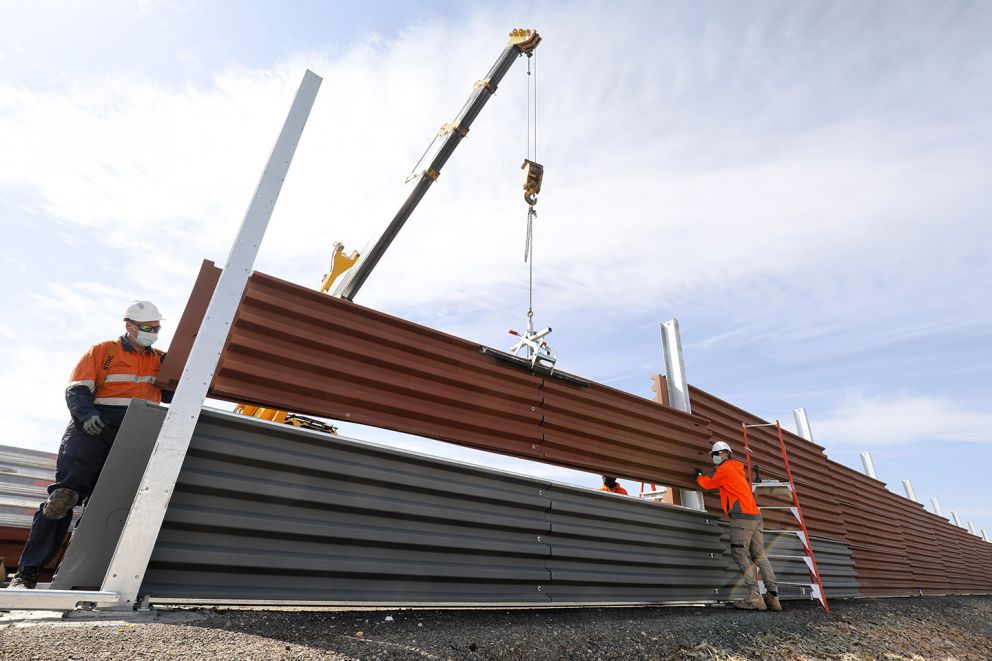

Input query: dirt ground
[2,594,990,660]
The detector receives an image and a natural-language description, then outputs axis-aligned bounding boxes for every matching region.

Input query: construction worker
[599,475,629,495]
[695,440,782,612]
[7,301,169,590]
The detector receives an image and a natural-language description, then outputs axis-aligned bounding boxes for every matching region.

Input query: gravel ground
[2,595,991,660]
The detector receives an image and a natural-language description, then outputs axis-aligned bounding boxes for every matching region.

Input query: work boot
[732,592,767,610]
[763,592,783,612]
[7,566,40,590]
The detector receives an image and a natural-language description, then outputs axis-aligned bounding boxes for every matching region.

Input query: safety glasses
[130,321,161,333]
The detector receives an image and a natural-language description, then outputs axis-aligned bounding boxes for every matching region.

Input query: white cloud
[816,392,992,446]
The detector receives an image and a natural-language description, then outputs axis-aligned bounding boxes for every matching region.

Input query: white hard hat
[124,300,164,322]
[711,441,733,454]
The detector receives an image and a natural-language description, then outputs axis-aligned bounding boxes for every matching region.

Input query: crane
[331,28,543,300]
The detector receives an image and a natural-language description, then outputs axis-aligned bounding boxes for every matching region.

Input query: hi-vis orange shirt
[68,337,165,407]
[696,459,761,519]
[599,484,629,496]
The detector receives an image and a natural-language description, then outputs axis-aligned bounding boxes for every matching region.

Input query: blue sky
[1,1,990,538]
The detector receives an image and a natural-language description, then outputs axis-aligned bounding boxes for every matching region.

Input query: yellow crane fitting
[320,242,360,293]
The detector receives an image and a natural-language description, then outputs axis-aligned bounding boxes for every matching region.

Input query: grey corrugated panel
[0,444,56,528]
[543,486,731,603]
[54,402,860,605]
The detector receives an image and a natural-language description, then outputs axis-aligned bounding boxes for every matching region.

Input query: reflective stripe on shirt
[68,379,96,391]
[104,374,156,384]
[94,397,137,406]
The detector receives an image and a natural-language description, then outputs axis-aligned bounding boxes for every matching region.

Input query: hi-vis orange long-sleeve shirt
[696,459,761,519]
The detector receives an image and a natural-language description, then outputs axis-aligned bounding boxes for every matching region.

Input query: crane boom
[333,28,542,301]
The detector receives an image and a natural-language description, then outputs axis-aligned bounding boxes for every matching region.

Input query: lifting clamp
[508,323,557,372]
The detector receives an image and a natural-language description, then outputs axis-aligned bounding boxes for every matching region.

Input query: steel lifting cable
[523,52,537,322]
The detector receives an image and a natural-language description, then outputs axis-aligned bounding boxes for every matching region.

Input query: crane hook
[521,159,544,206]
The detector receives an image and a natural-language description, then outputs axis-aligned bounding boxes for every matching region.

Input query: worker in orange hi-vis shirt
[599,475,629,495]
[696,440,782,612]
[7,301,171,590]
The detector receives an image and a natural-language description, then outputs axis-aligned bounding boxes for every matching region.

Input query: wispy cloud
[816,392,992,446]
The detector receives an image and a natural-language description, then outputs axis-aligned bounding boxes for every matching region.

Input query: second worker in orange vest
[696,440,782,612]
[599,475,629,495]
[8,300,171,590]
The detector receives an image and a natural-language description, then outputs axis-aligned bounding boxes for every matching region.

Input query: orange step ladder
[741,420,830,613]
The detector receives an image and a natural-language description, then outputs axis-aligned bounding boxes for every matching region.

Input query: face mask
[712,454,724,465]
[134,330,158,347]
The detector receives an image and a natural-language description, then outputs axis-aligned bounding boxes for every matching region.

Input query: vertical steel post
[951,511,964,528]
[983,529,990,543]
[99,70,322,610]
[931,496,943,517]
[793,408,814,442]
[660,318,703,510]
[660,319,691,414]
[901,479,918,503]
[968,521,978,536]
[859,452,877,479]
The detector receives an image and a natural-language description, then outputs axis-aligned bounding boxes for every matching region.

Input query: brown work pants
[730,516,778,595]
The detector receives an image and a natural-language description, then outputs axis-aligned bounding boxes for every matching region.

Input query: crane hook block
[521,159,544,206]
[508,28,542,54]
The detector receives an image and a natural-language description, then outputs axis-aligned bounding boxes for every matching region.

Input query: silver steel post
[983,529,990,543]
[951,511,964,528]
[901,479,918,503]
[660,318,703,511]
[931,496,943,517]
[968,521,978,536]
[99,70,322,610]
[660,319,691,414]
[793,408,814,442]
[859,452,877,479]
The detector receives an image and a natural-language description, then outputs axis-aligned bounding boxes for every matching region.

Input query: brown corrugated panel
[158,263,712,486]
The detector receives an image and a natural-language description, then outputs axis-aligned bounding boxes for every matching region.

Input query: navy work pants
[18,415,122,569]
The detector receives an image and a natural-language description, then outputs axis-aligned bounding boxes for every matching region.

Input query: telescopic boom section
[333,28,542,301]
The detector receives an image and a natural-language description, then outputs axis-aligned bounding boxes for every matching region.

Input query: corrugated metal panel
[543,485,732,603]
[0,444,70,577]
[156,262,713,487]
[54,403,855,605]
[0,445,56,529]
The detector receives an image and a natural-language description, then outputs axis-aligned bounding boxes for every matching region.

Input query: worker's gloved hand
[694,468,704,477]
[82,414,106,436]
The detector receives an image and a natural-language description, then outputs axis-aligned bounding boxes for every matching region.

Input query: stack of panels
[0,444,73,578]
[0,445,57,529]
[157,263,713,489]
